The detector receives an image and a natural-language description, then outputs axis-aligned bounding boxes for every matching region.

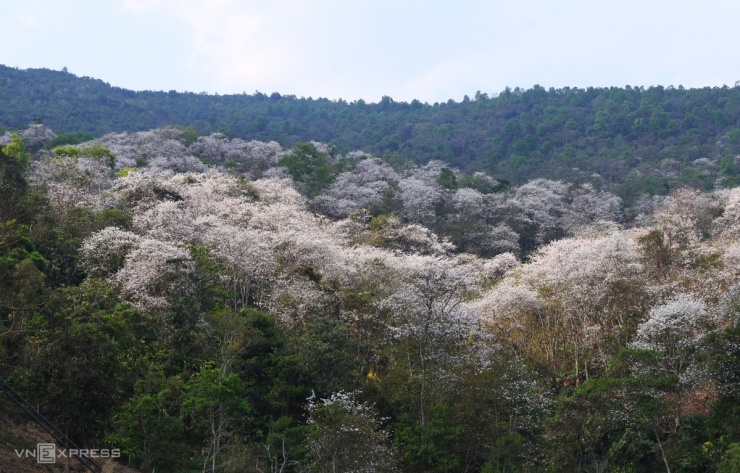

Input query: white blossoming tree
[632,293,710,379]
[305,391,398,472]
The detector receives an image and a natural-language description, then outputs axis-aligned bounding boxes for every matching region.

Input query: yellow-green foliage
[54,144,115,168]
[2,134,29,168]
[116,167,138,177]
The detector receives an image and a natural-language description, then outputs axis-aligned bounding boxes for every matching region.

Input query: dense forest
[2,65,740,206]
[1,125,740,472]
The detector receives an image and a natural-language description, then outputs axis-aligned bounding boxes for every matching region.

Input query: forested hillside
[2,65,740,204]
[1,126,740,472]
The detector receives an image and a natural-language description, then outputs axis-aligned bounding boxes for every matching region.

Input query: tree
[80,227,141,278]
[397,178,441,227]
[182,368,251,473]
[718,443,740,473]
[27,152,114,218]
[638,229,675,280]
[632,294,710,380]
[311,157,399,219]
[278,142,340,197]
[15,123,57,150]
[110,375,189,472]
[305,391,399,472]
[256,416,309,473]
[2,133,30,169]
[497,178,571,254]
[713,188,740,240]
[384,255,480,434]
[631,294,712,433]
[0,137,47,323]
[474,231,647,380]
[436,167,458,190]
[20,279,158,443]
[651,187,718,245]
[548,349,678,472]
[113,238,195,312]
[294,315,361,398]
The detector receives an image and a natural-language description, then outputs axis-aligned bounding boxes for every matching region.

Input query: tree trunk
[653,425,671,473]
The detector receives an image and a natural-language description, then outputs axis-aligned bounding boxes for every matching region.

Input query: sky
[3,0,740,104]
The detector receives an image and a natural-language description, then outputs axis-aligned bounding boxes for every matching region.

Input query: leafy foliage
[3,113,740,472]
[3,65,740,198]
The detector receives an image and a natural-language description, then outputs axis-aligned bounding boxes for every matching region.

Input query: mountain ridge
[2,64,740,200]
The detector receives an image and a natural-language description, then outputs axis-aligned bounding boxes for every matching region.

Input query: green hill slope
[2,65,740,199]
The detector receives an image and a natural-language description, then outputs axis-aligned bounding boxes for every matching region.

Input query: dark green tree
[436,167,458,190]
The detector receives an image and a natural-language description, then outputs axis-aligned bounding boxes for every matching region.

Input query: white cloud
[19,13,40,25]
[120,0,311,93]
[31,0,740,100]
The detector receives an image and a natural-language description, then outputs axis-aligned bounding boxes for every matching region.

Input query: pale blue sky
[3,0,739,103]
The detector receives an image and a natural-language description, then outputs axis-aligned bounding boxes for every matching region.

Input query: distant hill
[2,64,740,201]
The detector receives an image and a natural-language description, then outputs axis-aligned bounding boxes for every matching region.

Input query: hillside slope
[2,65,740,198]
